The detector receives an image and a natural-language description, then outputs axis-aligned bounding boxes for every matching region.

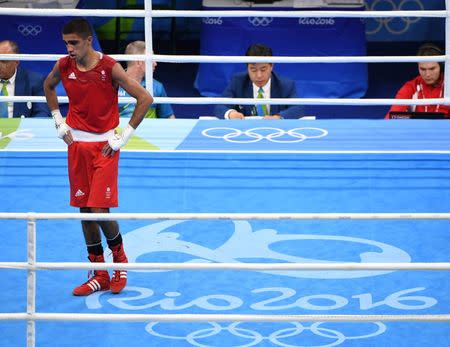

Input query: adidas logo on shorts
[75,189,85,197]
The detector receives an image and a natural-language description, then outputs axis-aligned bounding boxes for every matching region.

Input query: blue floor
[1,150,450,346]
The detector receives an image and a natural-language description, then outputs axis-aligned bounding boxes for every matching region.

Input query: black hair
[245,44,273,57]
[417,43,444,72]
[62,18,93,39]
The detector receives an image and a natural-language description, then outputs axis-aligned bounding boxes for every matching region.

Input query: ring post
[446,0,450,100]
[144,0,154,94]
[26,213,36,347]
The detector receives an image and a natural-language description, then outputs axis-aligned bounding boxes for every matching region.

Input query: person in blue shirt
[119,41,175,119]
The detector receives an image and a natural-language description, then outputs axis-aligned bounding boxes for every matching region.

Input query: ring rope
[1,212,450,220]
[0,51,447,106]
[2,262,450,271]
[152,10,446,19]
[0,96,447,106]
[1,313,450,323]
[146,54,447,64]
[4,148,450,154]
[0,53,446,64]
[4,149,450,154]
[0,8,445,18]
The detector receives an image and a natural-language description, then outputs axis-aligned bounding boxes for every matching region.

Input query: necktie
[256,87,268,116]
[0,80,8,118]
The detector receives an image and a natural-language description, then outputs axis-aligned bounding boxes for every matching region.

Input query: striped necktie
[0,80,8,118]
[256,87,268,116]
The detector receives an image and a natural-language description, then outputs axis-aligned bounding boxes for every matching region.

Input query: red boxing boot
[109,243,128,294]
[73,254,110,296]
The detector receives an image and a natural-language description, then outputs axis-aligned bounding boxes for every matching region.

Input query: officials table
[195,0,367,99]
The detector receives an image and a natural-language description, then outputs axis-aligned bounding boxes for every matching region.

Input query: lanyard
[419,82,443,113]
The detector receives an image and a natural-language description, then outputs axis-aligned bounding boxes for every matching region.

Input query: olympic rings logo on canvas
[202,127,328,143]
[146,321,387,347]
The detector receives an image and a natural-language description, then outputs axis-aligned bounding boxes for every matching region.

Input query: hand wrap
[107,124,135,151]
[51,109,71,139]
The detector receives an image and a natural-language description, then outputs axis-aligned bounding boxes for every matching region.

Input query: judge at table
[214,43,302,119]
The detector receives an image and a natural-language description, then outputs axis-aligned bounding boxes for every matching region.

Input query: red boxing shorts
[68,141,119,208]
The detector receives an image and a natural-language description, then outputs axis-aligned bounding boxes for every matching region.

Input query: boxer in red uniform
[44,18,153,296]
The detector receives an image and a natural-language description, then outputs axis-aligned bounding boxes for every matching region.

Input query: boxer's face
[63,33,92,62]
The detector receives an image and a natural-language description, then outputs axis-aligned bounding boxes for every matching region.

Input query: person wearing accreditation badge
[386,43,450,118]
[119,40,175,119]
[43,18,153,296]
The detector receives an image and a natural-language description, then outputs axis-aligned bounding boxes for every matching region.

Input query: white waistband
[71,129,114,142]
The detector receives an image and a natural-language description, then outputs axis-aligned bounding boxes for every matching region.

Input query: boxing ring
[1,2,450,347]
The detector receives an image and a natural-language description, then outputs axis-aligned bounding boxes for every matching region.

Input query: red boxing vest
[59,53,119,133]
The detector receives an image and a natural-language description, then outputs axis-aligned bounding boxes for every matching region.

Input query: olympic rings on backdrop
[248,17,274,27]
[365,0,424,35]
[201,127,328,143]
[146,321,387,347]
[17,24,42,37]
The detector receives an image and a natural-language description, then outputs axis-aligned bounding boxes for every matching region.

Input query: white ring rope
[2,262,450,271]
[5,149,450,154]
[146,54,447,64]
[0,96,447,106]
[0,53,446,63]
[150,10,446,19]
[1,313,450,323]
[0,8,445,18]
[2,212,450,220]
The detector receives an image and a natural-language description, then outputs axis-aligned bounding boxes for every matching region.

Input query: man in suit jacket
[214,44,302,119]
[0,40,50,118]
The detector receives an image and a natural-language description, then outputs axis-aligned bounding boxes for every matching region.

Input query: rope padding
[1,262,450,271]
[0,96,448,106]
[1,312,450,322]
[0,53,446,64]
[0,8,446,18]
[1,212,450,221]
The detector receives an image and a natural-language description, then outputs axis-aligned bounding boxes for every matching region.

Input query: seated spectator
[119,41,175,119]
[386,43,449,118]
[214,43,302,119]
[0,40,50,118]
